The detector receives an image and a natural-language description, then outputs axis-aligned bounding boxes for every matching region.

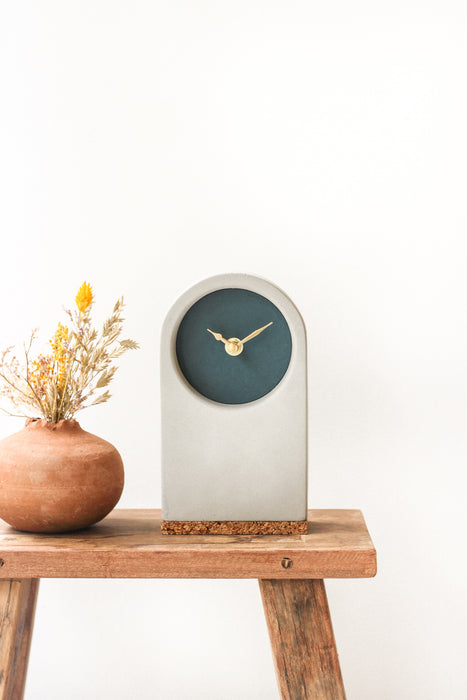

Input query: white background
[1,2,466,698]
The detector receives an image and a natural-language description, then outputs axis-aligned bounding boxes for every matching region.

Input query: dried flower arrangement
[0,282,138,423]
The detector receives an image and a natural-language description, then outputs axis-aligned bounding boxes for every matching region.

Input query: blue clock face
[175,288,292,404]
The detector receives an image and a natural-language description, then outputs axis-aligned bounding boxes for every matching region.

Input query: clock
[175,288,292,405]
[161,273,307,535]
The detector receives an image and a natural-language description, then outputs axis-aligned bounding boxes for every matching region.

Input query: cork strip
[161,520,308,535]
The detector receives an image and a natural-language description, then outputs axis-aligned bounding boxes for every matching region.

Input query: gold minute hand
[241,322,273,344]
[207,329,228,344]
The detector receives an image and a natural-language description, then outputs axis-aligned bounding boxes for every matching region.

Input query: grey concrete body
[161,273,307,522]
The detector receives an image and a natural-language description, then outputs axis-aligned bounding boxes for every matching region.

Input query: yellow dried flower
[49,322,71,391]
[29,353,54,397]
[50,323,69,355]
[76,281,93,313]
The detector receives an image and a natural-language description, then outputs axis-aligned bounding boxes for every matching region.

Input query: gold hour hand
[241,322,273,344]
[207,329,228,344]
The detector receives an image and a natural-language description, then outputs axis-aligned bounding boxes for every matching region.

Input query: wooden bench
[0,509,376,699]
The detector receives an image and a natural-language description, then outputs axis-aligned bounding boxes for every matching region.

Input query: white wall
[1,2,466,698]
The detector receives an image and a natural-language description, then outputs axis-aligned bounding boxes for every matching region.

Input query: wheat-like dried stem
[0,289,138,422]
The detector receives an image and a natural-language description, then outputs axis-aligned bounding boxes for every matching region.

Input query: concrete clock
[161,273,307,535]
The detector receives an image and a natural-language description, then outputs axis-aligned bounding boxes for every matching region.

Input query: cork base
[161,520,308,535]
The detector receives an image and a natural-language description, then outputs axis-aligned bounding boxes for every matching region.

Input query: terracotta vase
[0,418,124,533]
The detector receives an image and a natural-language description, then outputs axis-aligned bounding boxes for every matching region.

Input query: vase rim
[25,418,82,432]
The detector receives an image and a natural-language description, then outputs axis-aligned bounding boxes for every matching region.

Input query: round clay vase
[0,418,124,533]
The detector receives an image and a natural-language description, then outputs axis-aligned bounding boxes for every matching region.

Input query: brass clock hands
[207,329,242,356]
[241,322,273,344]
[207,322,273,357]
[207,329,228,344]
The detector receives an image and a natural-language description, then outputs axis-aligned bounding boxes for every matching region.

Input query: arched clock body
[161,273,307,534]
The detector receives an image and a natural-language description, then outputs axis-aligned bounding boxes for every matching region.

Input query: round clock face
[175,288,292,404]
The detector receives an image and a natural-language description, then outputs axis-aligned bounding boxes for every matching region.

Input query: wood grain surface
[0,579,38,700]
[260,579,346,700]
[0,509,376,580]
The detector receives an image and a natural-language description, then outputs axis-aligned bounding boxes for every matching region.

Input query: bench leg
[259,579,346,700]
[0,579,39,700]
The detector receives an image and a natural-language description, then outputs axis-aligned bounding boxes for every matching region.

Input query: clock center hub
[225,338,244,356]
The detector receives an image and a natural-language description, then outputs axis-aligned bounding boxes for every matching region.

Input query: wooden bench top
[0,509,377,580]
